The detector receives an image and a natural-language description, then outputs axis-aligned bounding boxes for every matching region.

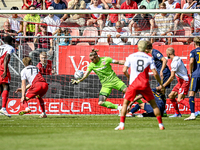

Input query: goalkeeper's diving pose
[71,49,127,112]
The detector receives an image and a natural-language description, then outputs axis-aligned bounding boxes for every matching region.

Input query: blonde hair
[22,57,32,66]
[166,47,175,55]
[40,51,47,56]
[89,48,99,56]
[138,40,147,52]
[159,3,166,8]
[194,36,200,46]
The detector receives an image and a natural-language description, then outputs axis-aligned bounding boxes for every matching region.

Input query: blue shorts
[157,72,171,89]
[190,77,200,92]
[144,101,165,116]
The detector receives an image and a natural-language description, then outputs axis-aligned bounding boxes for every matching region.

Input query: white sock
[191,113,195,117]
[159,123,164,127]
[119,122,124,126]
[42,112,46,115]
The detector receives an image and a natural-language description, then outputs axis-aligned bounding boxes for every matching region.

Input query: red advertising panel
[6,98,199,115]
[59,45,194,75]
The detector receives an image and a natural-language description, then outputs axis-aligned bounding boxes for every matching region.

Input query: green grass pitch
[0,115,200,150]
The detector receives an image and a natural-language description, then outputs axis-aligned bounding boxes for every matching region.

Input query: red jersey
[36,60,52,75]
[120,1,138,18]
[21,65,46,85]
[37,32,52,49]
[109,8,119,23]
[0,44,15,72]
[45,0,53,9]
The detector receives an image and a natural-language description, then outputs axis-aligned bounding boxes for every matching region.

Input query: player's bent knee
[98,101,104,105]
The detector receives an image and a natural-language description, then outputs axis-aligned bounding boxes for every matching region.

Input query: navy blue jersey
[152,49,170,74]
[190,47,200,77]
[152,88,166,105]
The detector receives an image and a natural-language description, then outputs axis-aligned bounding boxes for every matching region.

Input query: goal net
[0,8,199,115]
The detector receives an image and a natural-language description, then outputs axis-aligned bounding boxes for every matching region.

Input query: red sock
[179,100,190,109]
[156,115,162,124]
[37,97,45,112]
[170,99,180,114]
[2,90,9,108]
[120,116,126,123]
[21,100,28,109]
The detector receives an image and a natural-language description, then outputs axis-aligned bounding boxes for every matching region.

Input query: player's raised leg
[168,91,182,117]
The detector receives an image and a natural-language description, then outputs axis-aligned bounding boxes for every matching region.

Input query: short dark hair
[139,5,146,9]
[11,6,19,10]
[29,5,36,9]
[146,41,153,50]
[4,36,14,44]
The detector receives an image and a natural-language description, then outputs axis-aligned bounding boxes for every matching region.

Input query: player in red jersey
[115,40,165,130]
[0,36,15,117]
[157,47,191,118]
[36,52,55,75]
[15,57,48,118]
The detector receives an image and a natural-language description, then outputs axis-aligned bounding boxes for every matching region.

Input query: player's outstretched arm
[71,71,91,84]
[21,80,27,102]
[15,84,31,93]
[160,57,168,80]
[123,66,130,80]
[189,57,194,77]
[112,60,126,65]
[1,53,10,79]
[162,71,175,88]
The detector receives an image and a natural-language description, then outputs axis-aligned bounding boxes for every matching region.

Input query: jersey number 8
[137,60,144,72]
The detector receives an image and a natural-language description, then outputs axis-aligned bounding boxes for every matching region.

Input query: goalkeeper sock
[130,104,140,114]
[137,99,143,104]
[100,101,118,109]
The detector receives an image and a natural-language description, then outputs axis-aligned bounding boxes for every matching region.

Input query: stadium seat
[69,27,80,43]
[171,42,184,45]
[152,42,165,46]
[79,27,98,43]
[96,42,109,45]
[76,42,90,45]
[176,27,191,43]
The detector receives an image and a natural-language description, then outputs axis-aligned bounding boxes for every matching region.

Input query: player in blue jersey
[145,41,171,116]
[185,37,200,120]
[126,89,166,117]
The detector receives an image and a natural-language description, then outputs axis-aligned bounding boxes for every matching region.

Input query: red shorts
[26,82,48,99]
[172,76,190,95]
[0,71,11,84]
[125,84,154,102]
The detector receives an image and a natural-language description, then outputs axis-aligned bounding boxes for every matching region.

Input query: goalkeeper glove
[71,79,80,85]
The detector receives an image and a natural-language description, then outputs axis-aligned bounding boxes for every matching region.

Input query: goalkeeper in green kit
[71,49,127,112]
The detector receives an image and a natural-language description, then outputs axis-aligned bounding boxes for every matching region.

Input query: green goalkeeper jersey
[87,57,118,84]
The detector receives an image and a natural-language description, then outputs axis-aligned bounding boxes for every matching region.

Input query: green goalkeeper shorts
[99,78,127,97]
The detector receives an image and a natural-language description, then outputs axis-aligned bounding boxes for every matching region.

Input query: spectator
[23,5,40,41]
[84,0,91,9]
[33,0,44,10]
[191,2,200,36]
[105,0,121,27]
[30,23,53,65]
[87,0,104,32]
[64,0,86,27]
[129,5,154,35]
[54,27,72,46]
[7,7,23,34]
[45,0,54,9]
[152,3,174,45]
[22,0,32,10]
[180,0,197,27]
[0,21,17,41]
[120,0,138,27]
[162,0,181,4]
[140,0,159,17]
[107,21,130,45]
[43,6,61,35]
[36,52,55,75]
[164,0,181,34]
[51,0,68,21]
[100,0,121,9]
